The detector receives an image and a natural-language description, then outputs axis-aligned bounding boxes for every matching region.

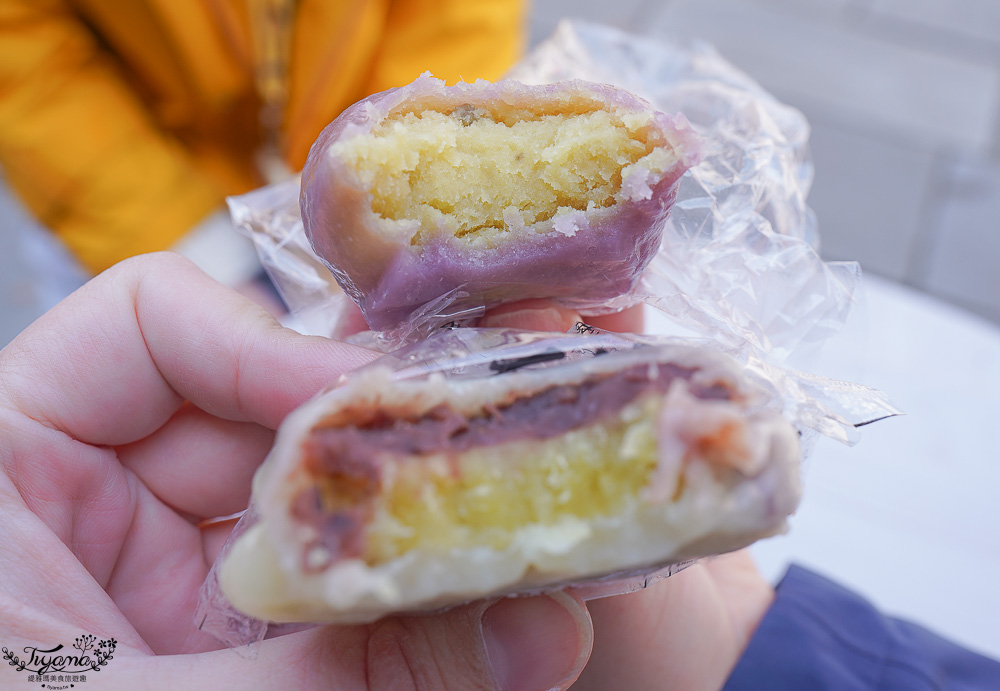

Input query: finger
[102,478,225,655]
[200,516,241,566]
[137,591,593,691]
[0,464,149,656]
[478,300,646,335]
[0,252,379,447]
[573,554,772,691]
[702,550,777,646]
[584,304,645,334]
[574,564,732,691]
[335,298,374,338]
[481,592,592,691]
[0,405,136,586]
[117,403,273,519]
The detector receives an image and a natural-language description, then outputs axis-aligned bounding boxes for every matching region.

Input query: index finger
[0,252,378,446]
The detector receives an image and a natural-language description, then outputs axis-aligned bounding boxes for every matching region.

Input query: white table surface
[732,274,1000,660]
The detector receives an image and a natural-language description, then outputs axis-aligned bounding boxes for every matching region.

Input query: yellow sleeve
[366,0,529,92]
[0,0,224,274]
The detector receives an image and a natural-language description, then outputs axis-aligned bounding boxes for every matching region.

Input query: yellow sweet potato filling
[363,398,662,564]
[332,107,674,245]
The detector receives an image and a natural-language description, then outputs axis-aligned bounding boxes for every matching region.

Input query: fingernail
[482,592,591,691]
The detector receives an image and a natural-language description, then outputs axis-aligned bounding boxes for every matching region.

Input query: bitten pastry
[300,75,701,330]
[218,341,801,624]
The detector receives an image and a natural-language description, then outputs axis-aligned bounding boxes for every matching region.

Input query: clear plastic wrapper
[205,21,898,648]
[197,326,897,647]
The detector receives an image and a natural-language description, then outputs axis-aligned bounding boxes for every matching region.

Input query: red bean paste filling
[291,361,735,569]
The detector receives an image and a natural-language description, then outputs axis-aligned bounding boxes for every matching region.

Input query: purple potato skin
[300,75,701,331]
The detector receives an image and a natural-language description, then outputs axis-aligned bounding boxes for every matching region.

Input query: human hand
[0,257,770,689]
[0,253,592,689]
[571,551,774,690]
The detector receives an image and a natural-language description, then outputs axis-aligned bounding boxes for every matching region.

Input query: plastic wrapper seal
[196,326,899,647]
[231,20,856,361]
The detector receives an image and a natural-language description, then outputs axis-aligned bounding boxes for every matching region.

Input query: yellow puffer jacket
[0,0,527,274]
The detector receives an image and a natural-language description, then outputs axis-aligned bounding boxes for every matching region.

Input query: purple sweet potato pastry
[300,74,701,330]
[217,339,801,624]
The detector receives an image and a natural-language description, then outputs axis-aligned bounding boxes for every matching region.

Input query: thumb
[134,592,593,690]
[479,592,593,691]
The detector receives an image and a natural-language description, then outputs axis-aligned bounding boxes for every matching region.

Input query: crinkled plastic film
[226,178,358,340]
